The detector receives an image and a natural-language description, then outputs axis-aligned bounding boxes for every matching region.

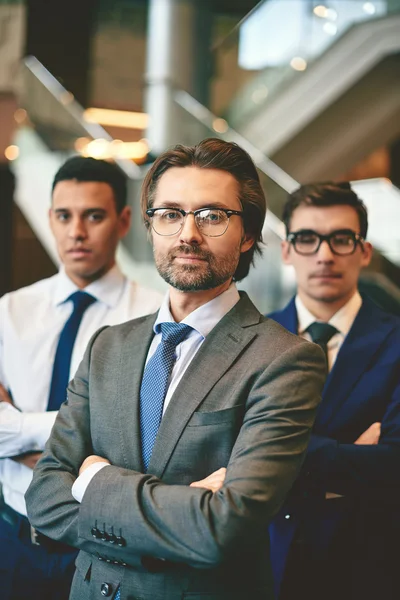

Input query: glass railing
[211,0,400,128]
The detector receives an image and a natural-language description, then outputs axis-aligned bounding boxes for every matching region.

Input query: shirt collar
[53,265,126,308]
[154,283,240,339]
[296,291,362,336]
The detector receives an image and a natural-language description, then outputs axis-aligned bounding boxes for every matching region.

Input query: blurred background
[1,0,400,313]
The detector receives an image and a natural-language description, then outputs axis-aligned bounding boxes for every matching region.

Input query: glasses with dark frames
[287,229,365,256]
[146,207,244,237]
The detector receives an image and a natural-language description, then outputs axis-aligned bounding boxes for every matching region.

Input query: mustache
[310,270,341,278]
[170,244,211,260]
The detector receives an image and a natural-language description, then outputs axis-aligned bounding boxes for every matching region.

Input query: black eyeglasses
[146,207,243,237]
[287,229,365,256]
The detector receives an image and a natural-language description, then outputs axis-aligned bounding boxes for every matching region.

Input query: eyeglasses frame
[287,228,365,256]
[145,206,244,237]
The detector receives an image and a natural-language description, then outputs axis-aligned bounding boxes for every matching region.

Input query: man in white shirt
[268,182,400,600]
[26,139,326,600]
[0,156,162,600]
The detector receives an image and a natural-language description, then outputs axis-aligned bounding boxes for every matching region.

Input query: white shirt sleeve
[0,403,58,457]
[0,296,8,388]
[71,461,110,503]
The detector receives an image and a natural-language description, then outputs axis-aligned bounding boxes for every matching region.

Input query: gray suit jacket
[26,293,326,600]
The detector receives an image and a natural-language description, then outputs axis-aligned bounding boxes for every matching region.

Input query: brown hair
[141,138,266,281]
[282,181,368,238]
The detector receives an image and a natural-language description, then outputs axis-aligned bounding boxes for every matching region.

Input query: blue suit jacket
[268,296,400,598]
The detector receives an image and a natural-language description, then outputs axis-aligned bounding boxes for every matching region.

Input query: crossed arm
[78,453,226,493]
[0,383,45,469]
[26,333,326,568]
[302,385,400,497]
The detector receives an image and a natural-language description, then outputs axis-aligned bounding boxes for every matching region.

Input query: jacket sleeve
[300,376,400,497]
[26,332,326,569]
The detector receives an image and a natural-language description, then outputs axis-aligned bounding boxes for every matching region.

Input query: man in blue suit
[268,182,400,600]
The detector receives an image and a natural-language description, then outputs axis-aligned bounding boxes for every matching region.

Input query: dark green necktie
[306,321,338,362]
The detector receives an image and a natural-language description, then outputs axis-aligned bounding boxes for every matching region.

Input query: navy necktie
[47,291,96,411]
[139,322,193,472]
[306,321,338,362]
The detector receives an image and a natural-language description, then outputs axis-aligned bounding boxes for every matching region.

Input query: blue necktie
[140,322,192,472]
[47,291,96,411]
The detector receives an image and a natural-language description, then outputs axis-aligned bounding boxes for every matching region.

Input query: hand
[79,455,110,475]
[190,467,226,493]
[0,384,13,405]
[355,422,381,445]
[12,451,42,470]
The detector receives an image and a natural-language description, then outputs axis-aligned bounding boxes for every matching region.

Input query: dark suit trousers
[280,498,398,600]
[0,510,77,600]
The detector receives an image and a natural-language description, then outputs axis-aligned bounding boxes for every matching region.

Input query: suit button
[116,535,126,547]
[91,527,100,538]
[100,582,113,597]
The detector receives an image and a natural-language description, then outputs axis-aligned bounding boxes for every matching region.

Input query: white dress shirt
[72,283,240,502]
[296,291,362,371]
[0,265,163,516]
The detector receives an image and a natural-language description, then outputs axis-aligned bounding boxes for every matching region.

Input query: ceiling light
[84,108,149,130]
[74,137,91,152]
[251,86,269,104]
[77,139,149,161]
[14,108,27,124]
[60,91,74,105]
[325,8,337,20]
[363,2,376,14]
[5,145,19,161]
[290,57,307,71]
[212,118,229,133]
[313,5,328,18]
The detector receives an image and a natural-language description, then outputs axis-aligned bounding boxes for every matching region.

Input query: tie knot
[306,321,338,345]
[159,322,193,348]
[69,291,96,313]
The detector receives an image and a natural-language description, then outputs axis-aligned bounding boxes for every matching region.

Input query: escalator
[216,0,400,182]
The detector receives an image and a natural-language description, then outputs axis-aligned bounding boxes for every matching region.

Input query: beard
[154,243,241,292]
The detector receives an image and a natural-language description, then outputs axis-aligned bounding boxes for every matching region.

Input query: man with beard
[267,182,400,600]
[26,139,326,600]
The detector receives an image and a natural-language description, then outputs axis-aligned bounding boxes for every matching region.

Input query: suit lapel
[117,313,157,470]
[148,294,262,478]
[316,298,396,428]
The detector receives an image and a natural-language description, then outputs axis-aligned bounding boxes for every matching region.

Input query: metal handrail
[174,88,297,239]
[23,55,143,180]
[211,0,266,52]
